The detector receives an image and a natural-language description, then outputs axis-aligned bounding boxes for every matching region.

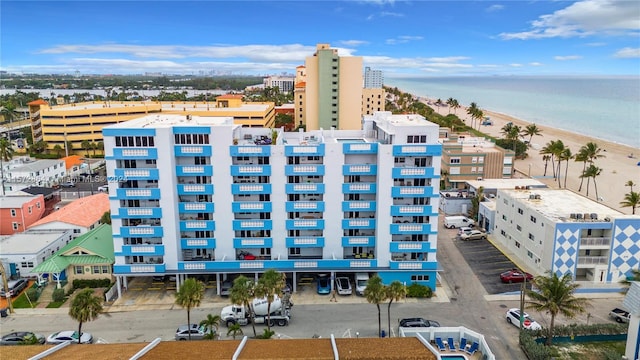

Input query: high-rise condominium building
[103,111,441,298]
[364,67,383,89]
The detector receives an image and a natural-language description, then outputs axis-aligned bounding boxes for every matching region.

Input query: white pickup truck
[609,308,631,323]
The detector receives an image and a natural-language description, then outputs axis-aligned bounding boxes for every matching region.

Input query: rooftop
[29,193,109,228]
[9,159,64,173]
[47,100,271,113]
[105,114,236,129]
[0,229,71,254]
[0,194,42,208]
[466,178,547,190]
[501,188,624,222]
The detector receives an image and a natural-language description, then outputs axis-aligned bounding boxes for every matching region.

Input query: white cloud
[529,62,543,66]
[585,42,607,47]
[339,40,369,47]
[554,55,583,60]
[613,47,640,58]
[510,63,523,67]
[486,4,504,12]
[385,35,423,45]
[499,0,640,40]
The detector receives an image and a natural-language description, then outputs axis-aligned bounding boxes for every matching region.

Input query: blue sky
[1,0,639,77]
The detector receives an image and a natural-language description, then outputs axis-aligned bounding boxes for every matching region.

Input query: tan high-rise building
[297,44,364,131]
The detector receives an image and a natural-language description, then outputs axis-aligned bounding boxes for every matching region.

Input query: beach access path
[427,100,640,215]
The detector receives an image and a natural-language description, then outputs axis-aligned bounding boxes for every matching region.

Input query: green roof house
[32,224,114,288]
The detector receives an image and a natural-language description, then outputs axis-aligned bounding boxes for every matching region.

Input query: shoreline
[417,94,639,215]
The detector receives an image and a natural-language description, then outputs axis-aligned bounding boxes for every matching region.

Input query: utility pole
[519,275,526,344]
[1,265,14,314]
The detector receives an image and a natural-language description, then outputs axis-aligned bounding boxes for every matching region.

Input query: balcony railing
[580,237,610,246]
[577,256,608,265]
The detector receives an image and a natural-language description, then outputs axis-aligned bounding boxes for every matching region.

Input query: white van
[355,273,369,296]
[444,216,475,229]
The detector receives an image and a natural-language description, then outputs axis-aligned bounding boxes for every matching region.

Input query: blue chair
[447,337,456,351]
[458,338,468,352]
[435,337,446,351]
[465,341,479,355]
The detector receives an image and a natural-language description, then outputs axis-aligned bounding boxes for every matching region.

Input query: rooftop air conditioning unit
[576,213,583,219]
[583,213,590,221]
[604,217,611,222]
[515,186,520,190]
[590,213,598,220]
[529,195,536,200]
[535,195,541,200]
[570,213,577,219]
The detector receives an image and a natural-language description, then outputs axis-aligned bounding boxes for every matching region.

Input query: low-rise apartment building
[0,194,46,235]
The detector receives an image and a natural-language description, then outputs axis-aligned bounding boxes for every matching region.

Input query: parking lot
[448,229,533,295]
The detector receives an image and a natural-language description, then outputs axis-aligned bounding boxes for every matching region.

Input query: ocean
[385,76,640,149]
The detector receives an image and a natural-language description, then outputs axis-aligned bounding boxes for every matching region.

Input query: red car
[500,269,534,283]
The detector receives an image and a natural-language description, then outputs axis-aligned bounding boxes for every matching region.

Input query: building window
[410,275,429,281]
[515,241,521,248]
[28,206,32,214]
[516,225,522,232]
[36,202,41,209]
[75,266,84,274]
[289,248,300,255]
[450,158,461,164]
[93,266,100,274]
[470,167,476,173]
[500,230,507,237]
[527,251,534,259]
[518,208,523,215]
[10,209,16,217]
[530,216,537,223]
[528,233,535,241]
[502,215,507,221]
[471,157,478,163]
[102,266,110,273]
[12,222,19,230]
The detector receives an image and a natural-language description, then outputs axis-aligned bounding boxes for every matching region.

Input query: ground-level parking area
[443,227,533,295]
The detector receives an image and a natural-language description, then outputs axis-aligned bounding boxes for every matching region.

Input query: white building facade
[493,188,640,284]
[0,229,74,277]
[364,67,383,88]
[103,112,442,295]
[263,75,295,93]
[5,157,66,186]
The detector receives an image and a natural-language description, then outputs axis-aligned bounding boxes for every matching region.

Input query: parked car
[60,181,76,188]
[505,308,542,330]
[609,308,631,323]
[46,331,93,344]
[459,230,487,241]
[0,279,28,298]
[175,324,207,341]
[398,318,441,328]
[335,277,352,295]
[97,185,109,192]
[316,275,331,295]
[354,273,369,296]
[1,331,45,345]
[457,227,474,237]
[500,269,534,283]
[220,280,233,296]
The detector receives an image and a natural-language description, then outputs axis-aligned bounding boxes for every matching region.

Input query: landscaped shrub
[520,331,554,360]
[52,288,66,302]
[72,278,111,290]
[405,283,433,298]
[25,287,39,301]
[528,323,628,338]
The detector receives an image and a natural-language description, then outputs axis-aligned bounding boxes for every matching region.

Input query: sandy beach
[427,100,640,215]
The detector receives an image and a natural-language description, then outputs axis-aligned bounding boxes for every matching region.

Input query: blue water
[385,76,640,149]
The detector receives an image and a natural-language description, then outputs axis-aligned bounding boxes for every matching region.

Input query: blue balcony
[114,168,159,181]
[392,167,438,179]
[120,226,163,238]
[284,144,325,156]
[177,184,214,195]
[179,220,216,232]
[174,145,212,157]
[391,186,437,197]
[176,165,213,177]
[389,261,437,271]
[342,219,376,229]
[173,126,211,135]
[115,188,161,200]
[174,259,378,272]
[389,241,436,253]
[230,165,271,176]
[232,202,272,213]
[108,147,158,161]
[392,144,442,156]
[181,238,216,249]
[230,146,271,157]
[342,183,377,194]
[390,205,437,216]
[284,164,325,176]
[233,238,273,248]
[112,207,162,219]
[342,201,376,212]
[285,237,325,248]
[342,164,377,176]
[104,128,156,137]
[179,202,214,214]
[342,142,378,154]
[341,236,376,247]
[117,245,165,257]
[285,201,324,212]
[390,223,436,235]
[286,219,325,230]
[231,183,272,194]
[285,183,325,194]
[113,263,165,274]
[232,220,273,231]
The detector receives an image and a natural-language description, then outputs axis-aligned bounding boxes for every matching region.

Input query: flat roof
[0,194,41,208]
[467,178,547,190]
[0,230,70,254]
[106,114,236,129]
[50,101,271,113]
[501,188,623,222]
[9,159,63,173]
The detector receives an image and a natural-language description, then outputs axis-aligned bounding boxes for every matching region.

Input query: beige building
[362,88,386,117]
[441,134,514,189]
[296,44,365,131]
[28,96,275,154]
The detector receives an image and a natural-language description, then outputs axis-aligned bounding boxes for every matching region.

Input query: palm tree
[470,186,484,223]
[541,155,551,176]
[526,272,590,346]
[581,164,602,199]
[227,323,243,340]
[255,269,284,333]
[625,180,636,193]
[230,275,257,337]
[364,275,387,338]
[560,148,573,188]
[522,124,542,146]
[445,98,454,114]
[65,140,74,156]
[0,137,15,196]
[200,313,221,340]
[0,106,17,124]
[53,144,64,158]
[91,142,98,157]
[386,281,406,338]
[451,99,460,114]
[467,102,479,128]
[620,191,640,215]
[576,142,605,192]
[175,278,205,340]
[68,288,103,344]
[81,140,92,157]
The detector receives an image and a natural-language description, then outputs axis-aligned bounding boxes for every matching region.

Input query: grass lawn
[46,300,67,308]
[553,341,625,360]
[10,293,38,308]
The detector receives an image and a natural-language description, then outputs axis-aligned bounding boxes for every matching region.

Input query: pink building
[0,195,46,235]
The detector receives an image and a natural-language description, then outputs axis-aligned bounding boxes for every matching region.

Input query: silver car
[1,331,45,345]
[175,324,207,341]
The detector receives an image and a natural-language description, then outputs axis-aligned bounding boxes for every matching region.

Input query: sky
[1,0,639,77]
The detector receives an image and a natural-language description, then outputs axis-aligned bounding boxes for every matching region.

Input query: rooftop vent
[590,213,598,220]
[570,213,577,219]
[576,213,583,219]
